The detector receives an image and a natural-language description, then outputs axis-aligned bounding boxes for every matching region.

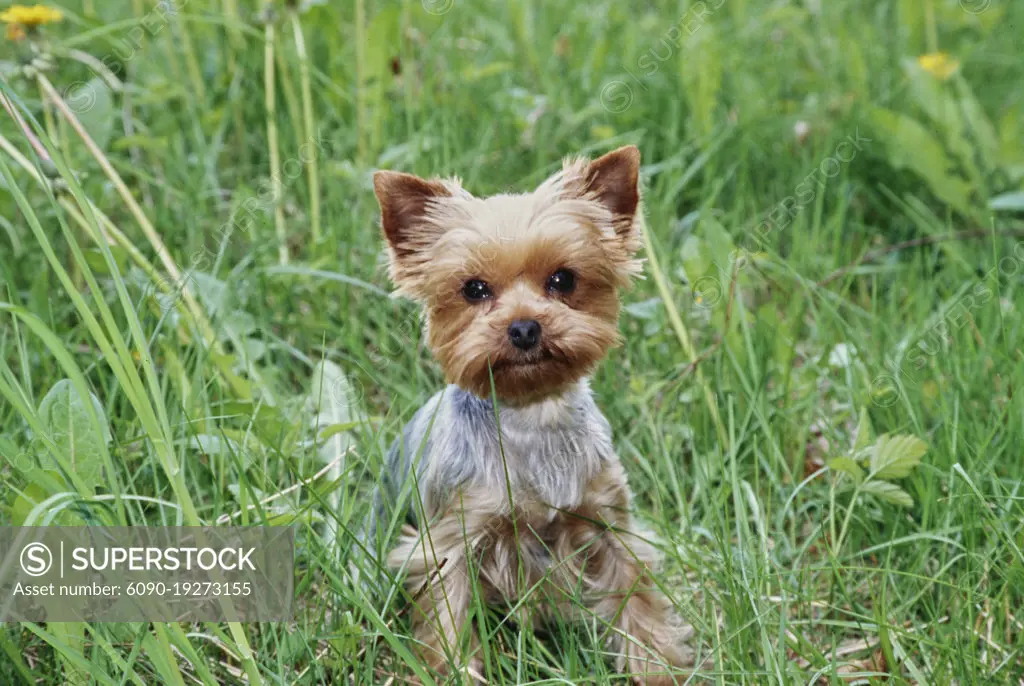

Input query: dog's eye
[462,279,493,302]
[546,269,576,294]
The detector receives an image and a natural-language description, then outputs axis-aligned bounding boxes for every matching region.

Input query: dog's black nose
[508,319,541,350]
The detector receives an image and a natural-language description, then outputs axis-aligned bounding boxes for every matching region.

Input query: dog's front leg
[553,462,693,685]
[388,496,491,681]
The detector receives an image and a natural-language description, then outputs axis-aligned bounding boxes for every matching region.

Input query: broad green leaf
[841,31,868,95]
[37,379,111,491]
[828,457,865,484]
[954,77,999,165]
[623,297,662,321]
[897,0,924,50]
[73,77,114,152]
[218,400,288,445]
[308,360,365,547]
[989,192,1024,212]
[82,245,130,276]
[308,360,364,461]
[868,107,976,218]
[222,310,267,363]
[861,480,915,508]
[870,434,927,480]
[679,235,712,283]
[224,309,257,337]
[190,271,228,316]
[318,421,366,442]
[997,106,1024,169]
[189,434,240,459]
[699,215,736,277]
[901,59,985,194]
[363,7,401,156]
[10,480,51,526]
[0,435,21,471]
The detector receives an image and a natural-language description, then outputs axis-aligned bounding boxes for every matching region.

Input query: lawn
[1,0,1023,683]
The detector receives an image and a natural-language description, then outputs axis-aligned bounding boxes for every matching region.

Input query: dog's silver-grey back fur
[369,379,616,550]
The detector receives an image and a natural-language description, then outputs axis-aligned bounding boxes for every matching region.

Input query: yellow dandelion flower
[0,4,64,27]
[917,52,960,80]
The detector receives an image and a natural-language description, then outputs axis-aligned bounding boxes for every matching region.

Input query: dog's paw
[461,657,485,684]
[630,673,680,686]
[620,634,694,685]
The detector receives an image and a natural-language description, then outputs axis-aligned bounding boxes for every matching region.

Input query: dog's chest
[497,416,598,510]
[435,385,616,512]
[452,387,610,509]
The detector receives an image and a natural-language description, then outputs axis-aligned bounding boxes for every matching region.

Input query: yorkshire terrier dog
[369,146,692,683]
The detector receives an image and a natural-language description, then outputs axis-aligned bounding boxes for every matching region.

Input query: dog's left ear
[373,170,459,293]
[372,170,451,259]
[584,145,641,231]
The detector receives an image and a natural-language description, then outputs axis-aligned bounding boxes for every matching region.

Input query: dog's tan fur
[388,463,691,682]
[373,146,692,683]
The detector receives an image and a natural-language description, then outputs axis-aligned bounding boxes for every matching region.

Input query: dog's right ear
[373,171,451,260]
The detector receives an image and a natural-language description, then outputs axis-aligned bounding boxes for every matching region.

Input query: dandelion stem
[173,8,207,107]
[221,0,247,153]
[355,0,367,163]
[264,16,289,264]
[291,10,321,245]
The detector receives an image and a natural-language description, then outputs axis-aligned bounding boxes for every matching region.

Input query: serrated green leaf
[861,480,914,508]
[870,434,927,480]
[853,407,874,452]
[828,457,865,484]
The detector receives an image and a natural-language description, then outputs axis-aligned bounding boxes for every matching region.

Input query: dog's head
[373,146,643,403]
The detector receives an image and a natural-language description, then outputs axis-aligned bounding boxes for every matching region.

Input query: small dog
[369,146,692,683]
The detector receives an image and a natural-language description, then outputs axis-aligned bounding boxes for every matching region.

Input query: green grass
[1,0,1023,683]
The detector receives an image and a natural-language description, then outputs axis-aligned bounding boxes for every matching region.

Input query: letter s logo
[20,543,53,577]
